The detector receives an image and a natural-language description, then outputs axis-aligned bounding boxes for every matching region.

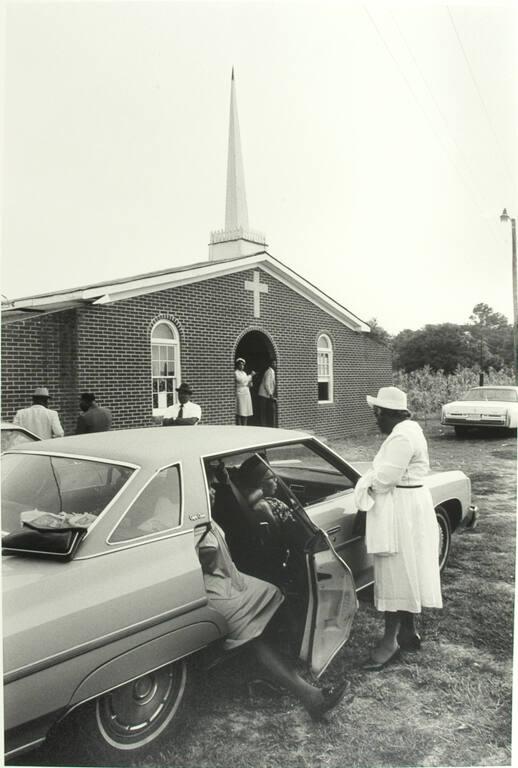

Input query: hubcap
[133,675,158,704]
[96,662,186,747]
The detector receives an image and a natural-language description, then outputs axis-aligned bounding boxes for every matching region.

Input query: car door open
[299,529,358,676]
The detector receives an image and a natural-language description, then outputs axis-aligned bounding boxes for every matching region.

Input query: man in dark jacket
[75,393,112,434]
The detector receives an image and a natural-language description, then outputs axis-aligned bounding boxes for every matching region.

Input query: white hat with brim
[33,387,50,398]
[366,386,409,412]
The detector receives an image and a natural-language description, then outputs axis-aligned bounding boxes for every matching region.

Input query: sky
[2,0,517,334]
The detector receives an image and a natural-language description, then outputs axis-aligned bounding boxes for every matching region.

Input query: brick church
[1,73,391,440]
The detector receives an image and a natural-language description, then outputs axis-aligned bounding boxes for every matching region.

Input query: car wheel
[454,426,469,438]
[64,659,188,760]
[436,505,451,571]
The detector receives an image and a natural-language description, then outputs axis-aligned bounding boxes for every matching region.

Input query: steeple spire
[209,70,267,261]
[225,66,249,232]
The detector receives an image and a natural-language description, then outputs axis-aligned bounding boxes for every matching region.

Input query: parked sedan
[441,385,518,436]
[2,426,478,761]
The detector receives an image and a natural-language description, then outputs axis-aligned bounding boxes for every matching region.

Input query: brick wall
[1,268,392,439]
[1,310,79,434]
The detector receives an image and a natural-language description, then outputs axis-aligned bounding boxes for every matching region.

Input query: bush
[393,365,515,420]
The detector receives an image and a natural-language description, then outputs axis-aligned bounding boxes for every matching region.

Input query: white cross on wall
[245,270,268,318]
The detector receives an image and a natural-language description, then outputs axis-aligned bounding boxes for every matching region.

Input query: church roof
[2,251,371,332]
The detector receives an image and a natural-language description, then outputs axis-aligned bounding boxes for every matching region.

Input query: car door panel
[299,531,358,677]
[3,529,211,721]
[304,493,373,588]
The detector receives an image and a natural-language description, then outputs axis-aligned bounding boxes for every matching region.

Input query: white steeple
[209,69,267,261]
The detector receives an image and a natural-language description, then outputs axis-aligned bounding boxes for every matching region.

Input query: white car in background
[441,385,518,436]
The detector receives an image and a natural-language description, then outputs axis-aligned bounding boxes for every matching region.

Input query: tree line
[368,303,514,374]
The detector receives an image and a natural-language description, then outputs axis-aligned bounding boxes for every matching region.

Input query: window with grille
[151,321,181,415]
[317,334,333,403]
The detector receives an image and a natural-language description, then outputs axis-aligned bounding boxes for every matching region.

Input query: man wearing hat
[13,387,64,440]
[162,383,201,426]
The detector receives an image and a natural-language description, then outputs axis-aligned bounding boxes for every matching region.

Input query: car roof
[1,422,39,437]
[8,425,311,468]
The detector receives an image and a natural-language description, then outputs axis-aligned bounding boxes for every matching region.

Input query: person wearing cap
[236,455,296,585]
[162,383,201,426]
[237,455,293,525]
[357,386,442,671]
[13,387,64,440]
[234,358,255,426]
[75,393,112,434]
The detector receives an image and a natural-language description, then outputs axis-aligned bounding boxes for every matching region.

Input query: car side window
[110,465,182,543]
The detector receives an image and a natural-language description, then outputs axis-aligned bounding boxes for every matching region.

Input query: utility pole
[500,209,518,383]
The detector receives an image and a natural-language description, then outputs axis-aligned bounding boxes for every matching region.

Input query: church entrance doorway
[235,330,276,426]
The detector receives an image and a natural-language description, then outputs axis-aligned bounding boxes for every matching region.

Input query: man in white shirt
[162,383,201,426]
[13,387,65,439]
[257,360,277,427]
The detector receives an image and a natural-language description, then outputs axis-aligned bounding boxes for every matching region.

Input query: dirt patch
[492,447,517,461]
[470,471,501,495]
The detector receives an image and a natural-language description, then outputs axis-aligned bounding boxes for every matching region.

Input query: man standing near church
[258,359,277,427]
[75,392,112,434]
[14,387,64,439]
[163,383,201,426]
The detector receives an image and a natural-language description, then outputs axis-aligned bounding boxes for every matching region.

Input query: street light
[500,208,517,383]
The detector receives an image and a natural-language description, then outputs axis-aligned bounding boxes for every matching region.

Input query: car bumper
[441,416,508,427]
[460,504,478,530]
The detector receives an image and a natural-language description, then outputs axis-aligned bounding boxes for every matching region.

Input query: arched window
[317,334,333,403]
[151,321,181,414]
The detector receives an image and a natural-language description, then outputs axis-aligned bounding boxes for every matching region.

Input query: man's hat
[33,387,49,398]
[176,383,193,395]
[366,386,409,412]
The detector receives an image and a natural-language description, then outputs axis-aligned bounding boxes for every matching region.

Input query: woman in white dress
[234,358,255,425]
[358,386,442,670]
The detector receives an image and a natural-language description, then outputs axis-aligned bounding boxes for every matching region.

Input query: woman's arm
[370,434,413,493]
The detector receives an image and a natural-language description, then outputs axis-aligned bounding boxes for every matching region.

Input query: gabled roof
[1,251,370,332]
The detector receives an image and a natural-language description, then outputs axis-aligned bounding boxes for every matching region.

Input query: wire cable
[446,4,518,200]
[363,5,507,247]
[389,8,507,245]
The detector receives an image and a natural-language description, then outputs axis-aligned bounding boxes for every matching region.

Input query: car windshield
[461,388,517,403]
[1,453,134,535]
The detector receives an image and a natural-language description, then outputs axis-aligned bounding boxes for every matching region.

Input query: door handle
[326,526,341,537]
[317,572,332,581]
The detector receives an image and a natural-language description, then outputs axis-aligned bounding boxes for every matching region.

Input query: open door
[299,530,358,677]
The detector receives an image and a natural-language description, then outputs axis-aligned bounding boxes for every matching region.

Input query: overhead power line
[446,4,518,200]
[363,4,508,249]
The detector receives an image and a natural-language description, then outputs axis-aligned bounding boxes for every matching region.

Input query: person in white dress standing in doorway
[234,358,255,425]
[354,386,443,671]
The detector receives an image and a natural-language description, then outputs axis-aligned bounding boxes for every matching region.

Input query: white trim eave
[260,261,370,332]
[90,255,268,305]
[91,255,369,332]
[3,253,370,333]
